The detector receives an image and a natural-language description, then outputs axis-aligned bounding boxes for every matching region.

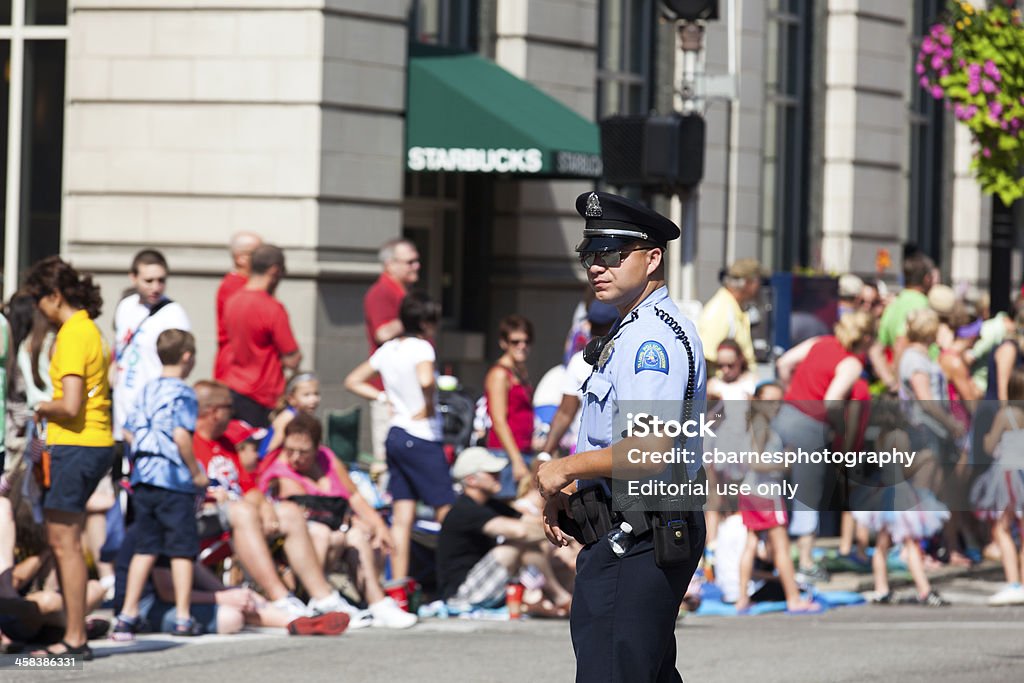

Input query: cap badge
[585,193,602,218]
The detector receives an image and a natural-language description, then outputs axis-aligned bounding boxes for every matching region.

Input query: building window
[908,0,946,266]
[762,0,814,272]
[409,0,478,52]
[0,1,68,299]
[597,0,655,118]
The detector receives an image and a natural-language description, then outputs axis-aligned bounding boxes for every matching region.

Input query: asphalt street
[5,576,1022,683]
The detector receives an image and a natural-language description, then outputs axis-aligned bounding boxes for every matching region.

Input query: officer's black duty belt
[558,475,706,567]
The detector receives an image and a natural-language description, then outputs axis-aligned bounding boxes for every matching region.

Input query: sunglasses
[578,247,653,269]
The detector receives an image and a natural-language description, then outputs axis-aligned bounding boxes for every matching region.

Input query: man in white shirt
[538,301,618,457]
[113,250,192,443]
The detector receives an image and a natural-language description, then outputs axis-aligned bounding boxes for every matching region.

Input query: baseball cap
[587,301,619,326]
[726,258,767,280]
[224,419,267,448]
[928,284,956,316]
[838,273,864,299]
[452,447,508,480]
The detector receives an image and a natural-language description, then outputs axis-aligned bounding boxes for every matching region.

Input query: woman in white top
[345,291,455,583]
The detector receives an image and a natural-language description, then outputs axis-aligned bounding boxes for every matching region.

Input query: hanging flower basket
[917,1,1024,204]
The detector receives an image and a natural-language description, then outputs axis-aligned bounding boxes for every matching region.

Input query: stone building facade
[0,0,1018,438]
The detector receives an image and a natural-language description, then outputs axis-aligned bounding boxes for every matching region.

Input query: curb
[819,560,1004,593]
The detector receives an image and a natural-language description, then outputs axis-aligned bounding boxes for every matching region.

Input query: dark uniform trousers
[571,512,706,683]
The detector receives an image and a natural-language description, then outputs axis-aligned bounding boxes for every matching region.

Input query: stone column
[949,124,992,295]
[492,0,598,374]
[821,0,911,279]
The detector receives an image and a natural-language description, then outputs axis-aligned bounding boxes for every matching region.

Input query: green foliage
[918,1,1024,204]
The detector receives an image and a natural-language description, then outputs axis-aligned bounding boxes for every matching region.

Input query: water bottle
[608,522,635,557]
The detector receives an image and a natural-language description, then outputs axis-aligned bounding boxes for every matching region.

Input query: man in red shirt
[363,238,420,461]
[215,231,263,380]
[221,244,301,428]
[192,381,360,621]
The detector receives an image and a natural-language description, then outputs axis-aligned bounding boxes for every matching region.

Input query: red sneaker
[287,612,350,636]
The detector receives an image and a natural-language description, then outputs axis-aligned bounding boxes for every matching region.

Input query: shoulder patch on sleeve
[635,340,669,375]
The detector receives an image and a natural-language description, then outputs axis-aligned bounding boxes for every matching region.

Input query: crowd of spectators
[4,233,1024,661]
[702,250,1024,610]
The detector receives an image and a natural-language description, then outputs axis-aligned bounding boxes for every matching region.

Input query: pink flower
[991,101,1004,118]
[960,59,967,68]
[920,75,932,89]
[984,60,1001,81]
[968,79,981,95]
[982,78,997,94]
[939,31,952,47]
[916,62,926,75]
[922,37,937,54]
[931,55,945,70]
[982,147,992,158]
[939,67,950,78]
[931,85,944,100]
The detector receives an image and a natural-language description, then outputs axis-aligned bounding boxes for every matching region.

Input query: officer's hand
[536,459,572,499]
[542,492,572,547]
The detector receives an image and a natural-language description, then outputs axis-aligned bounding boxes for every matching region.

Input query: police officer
[536,191,707,683]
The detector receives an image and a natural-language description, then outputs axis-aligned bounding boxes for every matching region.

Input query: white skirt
[971,461,1024,521]
[852,486,950,543]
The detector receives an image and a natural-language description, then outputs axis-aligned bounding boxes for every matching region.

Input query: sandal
[110,613,139,642]
[30,640,94,661]
[872,592,895,605]
[172,616,204,637]
[785,601,825,614]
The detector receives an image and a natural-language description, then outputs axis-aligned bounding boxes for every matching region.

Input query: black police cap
[574,191,680,253]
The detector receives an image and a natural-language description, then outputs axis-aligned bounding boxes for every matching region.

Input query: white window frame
[1,1,69,298]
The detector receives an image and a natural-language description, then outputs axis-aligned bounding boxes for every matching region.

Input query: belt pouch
[653,514,691,568]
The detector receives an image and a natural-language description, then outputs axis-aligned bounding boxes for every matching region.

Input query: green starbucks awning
[406,49,602,178]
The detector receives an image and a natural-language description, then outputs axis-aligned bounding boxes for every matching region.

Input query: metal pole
[681,188,698,301]
[668,194,683,300]
[675,21,704,302]
[725,0,739,265]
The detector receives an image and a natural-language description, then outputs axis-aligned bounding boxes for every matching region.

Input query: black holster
[558,486,614,545]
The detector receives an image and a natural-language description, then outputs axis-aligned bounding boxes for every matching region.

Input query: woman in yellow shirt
[25,256,113,661]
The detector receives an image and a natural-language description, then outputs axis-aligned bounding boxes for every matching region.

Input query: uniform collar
[629,285,670,316]
[607,286,670,339]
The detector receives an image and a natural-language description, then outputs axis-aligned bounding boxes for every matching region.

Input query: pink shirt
[257,446,351,499]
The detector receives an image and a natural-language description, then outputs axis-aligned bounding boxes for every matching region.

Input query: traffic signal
[600,113,706,190]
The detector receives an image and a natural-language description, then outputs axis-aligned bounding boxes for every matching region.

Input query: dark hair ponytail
[24,256,104,319]
[399,290,441,335]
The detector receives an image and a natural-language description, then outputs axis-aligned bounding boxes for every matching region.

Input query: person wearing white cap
[837,273,865,318]
[436,448,572,614]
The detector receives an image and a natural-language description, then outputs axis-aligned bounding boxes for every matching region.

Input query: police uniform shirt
[575,286,707,490]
